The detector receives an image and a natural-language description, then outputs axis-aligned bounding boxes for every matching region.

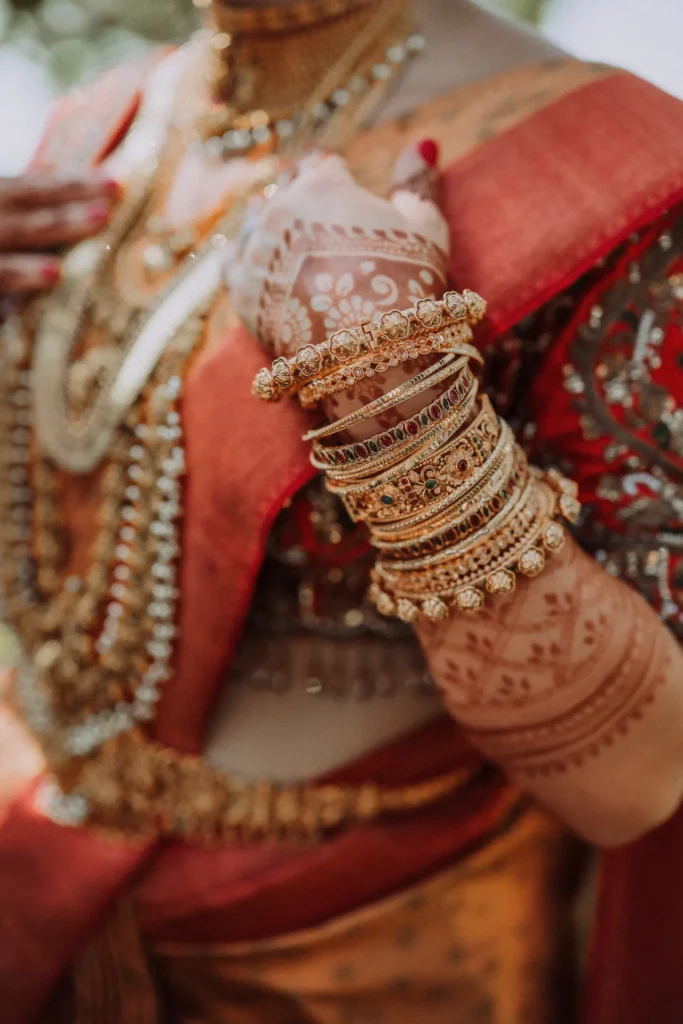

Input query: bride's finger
[391,138,441,204]
[390,138,449,254]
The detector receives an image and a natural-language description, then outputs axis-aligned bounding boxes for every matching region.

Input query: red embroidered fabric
[529,209,683,637]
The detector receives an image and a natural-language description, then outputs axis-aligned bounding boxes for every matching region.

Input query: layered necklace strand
[0,1,429,833]
[30,0,419,476]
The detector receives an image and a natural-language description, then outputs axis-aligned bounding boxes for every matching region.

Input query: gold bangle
[328,395,499,523]
[362,422,515,537]
[371,482,557,620]
[297,326,474,409]
[302,354,466,443]
[325,390,482,514]
[370,438,522,545]
[381,475,539,572]
[252,288,487,403]
[310,362,476,470]
[327,389,481,501]
[368,472,581,622]
[375,478,556,584]
[321,374,479,483]
[371,454,530,560]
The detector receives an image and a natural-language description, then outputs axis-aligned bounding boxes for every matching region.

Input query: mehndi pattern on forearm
[423,544,672,777]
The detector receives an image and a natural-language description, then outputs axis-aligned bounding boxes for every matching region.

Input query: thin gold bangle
[310,362,476,470]
[302,354,464,442]
[323,378,479,484]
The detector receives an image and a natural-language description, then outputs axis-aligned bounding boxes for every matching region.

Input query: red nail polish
[42,262,60,285]
[102,178,121,198]
[417,138,439,168]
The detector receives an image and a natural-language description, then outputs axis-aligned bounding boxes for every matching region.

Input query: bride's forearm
[417,539,683,845]
[317,313,683,846]
[321,332,683,845]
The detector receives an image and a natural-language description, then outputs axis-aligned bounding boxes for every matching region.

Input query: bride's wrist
[253,284,484,442]
[319,285,462,442]
[323,356,448,442]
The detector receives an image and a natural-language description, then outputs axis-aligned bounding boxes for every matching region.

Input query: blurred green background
[1,0,546,90]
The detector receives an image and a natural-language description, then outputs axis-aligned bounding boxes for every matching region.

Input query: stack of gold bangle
[309,358,478,470]
[253,290,581,621]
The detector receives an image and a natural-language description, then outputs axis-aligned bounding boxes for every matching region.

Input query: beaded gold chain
[201,0,422,156]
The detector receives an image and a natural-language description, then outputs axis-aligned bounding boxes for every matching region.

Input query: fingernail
[102,178,121,198]
[417,138,439,168]
[41,261,61,286]
[87,201,110,224]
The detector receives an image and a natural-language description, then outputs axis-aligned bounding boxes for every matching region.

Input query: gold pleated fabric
[152,806,579,1024]
[71,899,161,1024]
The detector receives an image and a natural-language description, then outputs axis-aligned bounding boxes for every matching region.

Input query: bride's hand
[226,143,451,431]
[227,145,449,358]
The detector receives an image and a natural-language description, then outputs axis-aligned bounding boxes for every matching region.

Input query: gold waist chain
[35,730,481,842]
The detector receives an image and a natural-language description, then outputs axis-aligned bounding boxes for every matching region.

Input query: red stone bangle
[310,361,476,469]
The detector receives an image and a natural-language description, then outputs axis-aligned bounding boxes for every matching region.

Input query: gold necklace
[28,0,417,475]
[1,11,431,838]
[199,0,421,155]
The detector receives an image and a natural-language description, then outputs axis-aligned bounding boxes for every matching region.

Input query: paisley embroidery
[528,210,683,638]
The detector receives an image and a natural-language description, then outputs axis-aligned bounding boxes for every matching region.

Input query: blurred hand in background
[0,173,117,294]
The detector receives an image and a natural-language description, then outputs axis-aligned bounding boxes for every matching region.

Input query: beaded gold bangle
[297,326,474,409]
[252,289,486,403]
[310,362,476,470]
[303,354,468,443]
[371,482,557,620]
[368,471,581,622]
